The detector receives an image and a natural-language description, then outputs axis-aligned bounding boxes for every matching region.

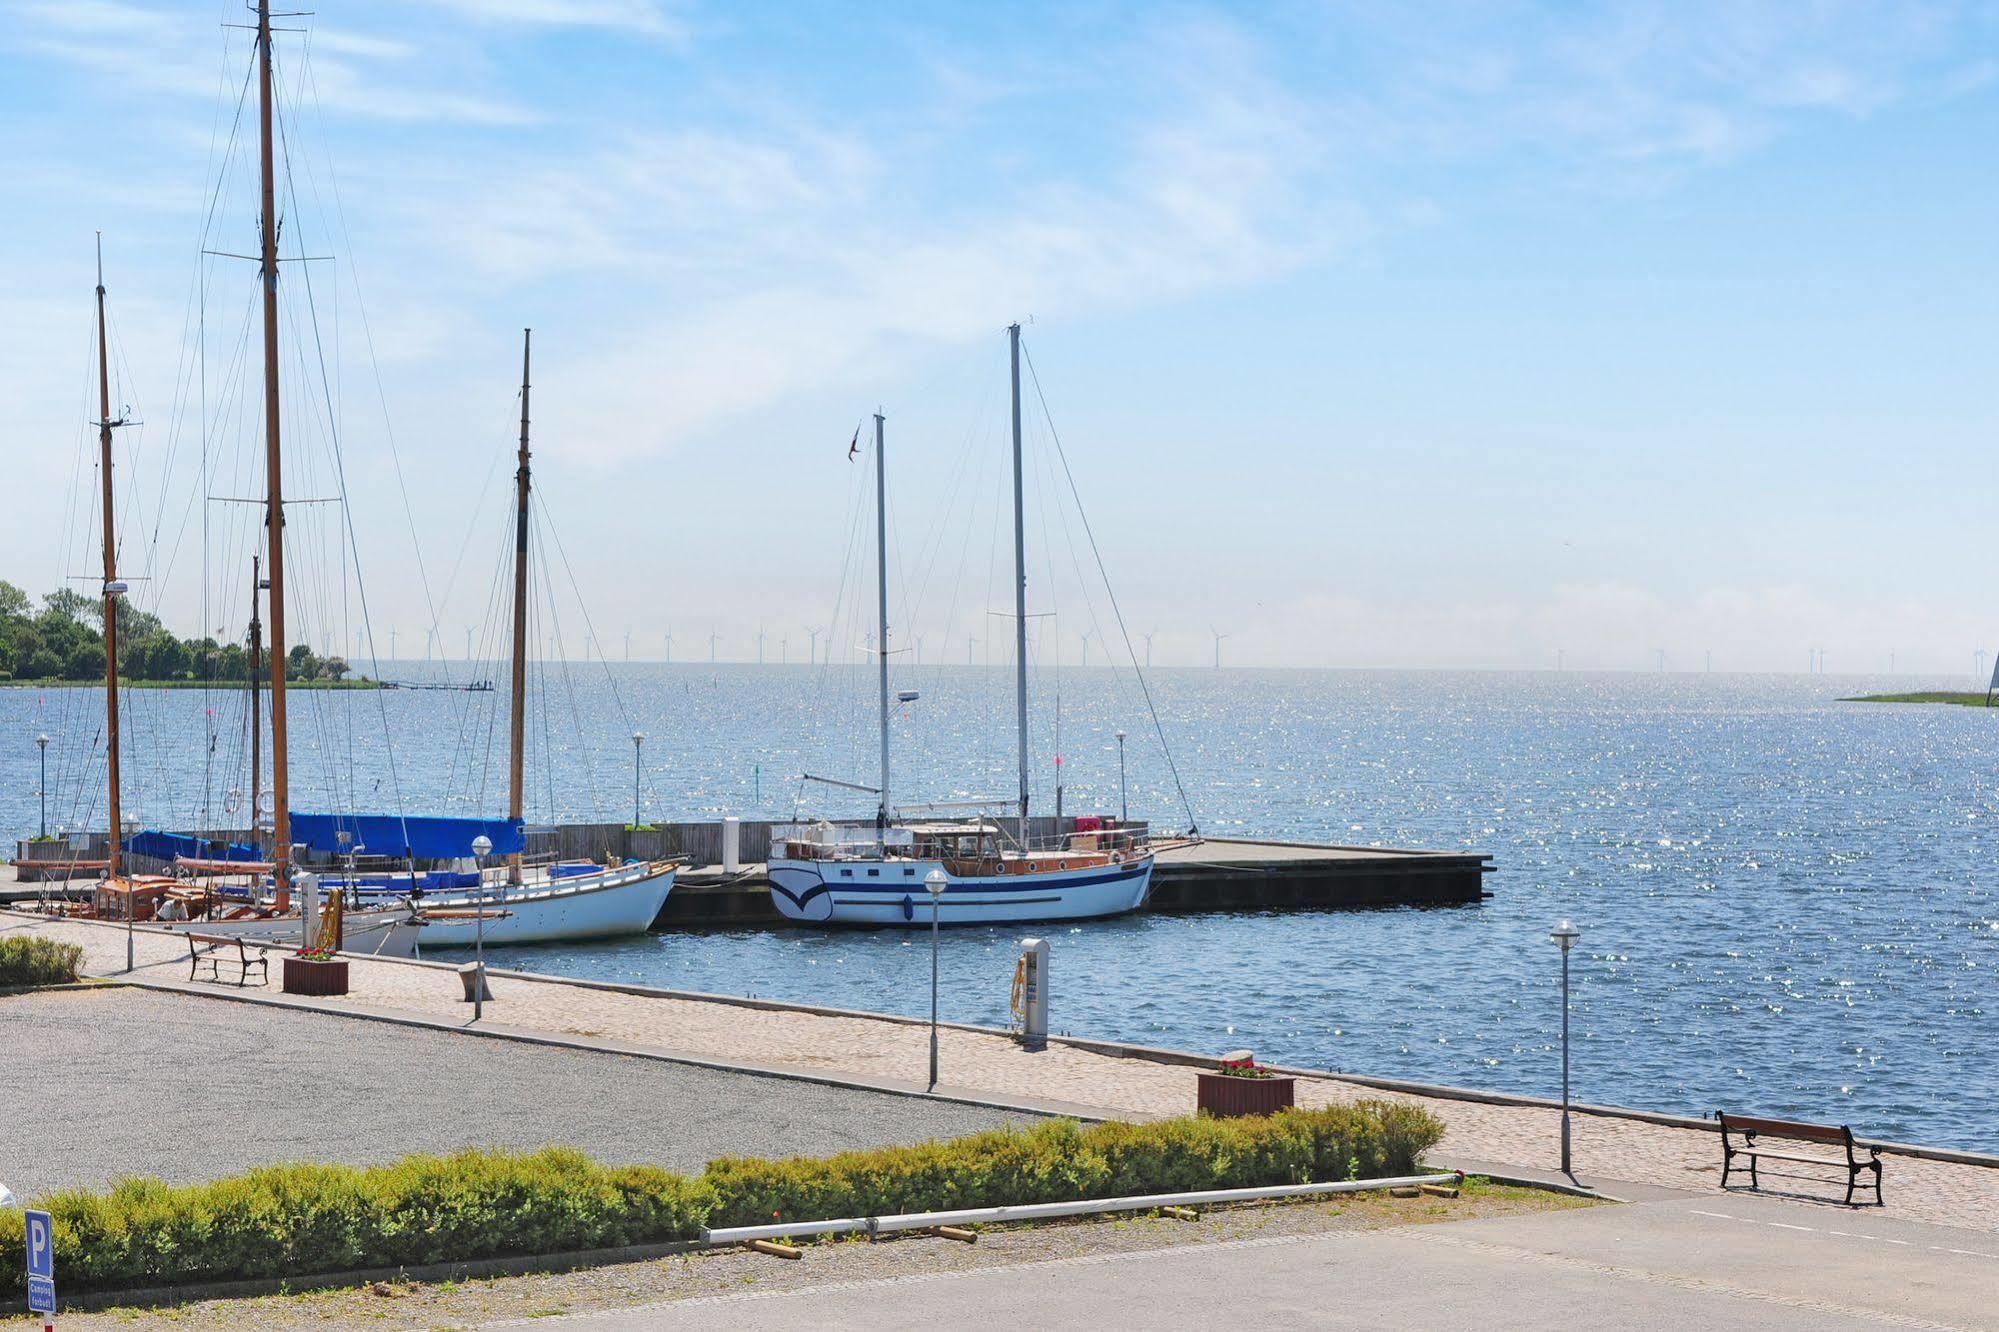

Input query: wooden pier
[658,836,1491,927]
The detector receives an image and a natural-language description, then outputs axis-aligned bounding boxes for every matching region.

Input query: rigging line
[294,36,450,690]
[272,62,411,826]
[1020,339,1198,834]
[531,483,632,732]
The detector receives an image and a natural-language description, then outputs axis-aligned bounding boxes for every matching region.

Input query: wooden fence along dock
[10,818,1492,924]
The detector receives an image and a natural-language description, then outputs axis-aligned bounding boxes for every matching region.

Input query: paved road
[534,1192,1999,1330]
[0,988,1033,1195]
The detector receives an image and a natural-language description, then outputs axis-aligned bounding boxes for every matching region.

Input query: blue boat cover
[125,830,262,863]
[287,813,524,859]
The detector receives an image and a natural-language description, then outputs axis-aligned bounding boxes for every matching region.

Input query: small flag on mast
[847,425,860,461]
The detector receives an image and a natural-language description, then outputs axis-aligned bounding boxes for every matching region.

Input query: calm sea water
[8,667,1995,1151]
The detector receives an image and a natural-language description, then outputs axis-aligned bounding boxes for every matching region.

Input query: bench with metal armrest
[1717,1111,1882,1205]
[184,933,271,987]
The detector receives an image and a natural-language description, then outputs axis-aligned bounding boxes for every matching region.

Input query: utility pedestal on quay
[1015,937,1048,1051]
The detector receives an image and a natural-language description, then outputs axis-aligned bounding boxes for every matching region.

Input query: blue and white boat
[768,325,1159,927]
[768,821,1151,926]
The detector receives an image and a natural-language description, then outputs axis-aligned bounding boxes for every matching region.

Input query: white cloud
[410,0,689,45]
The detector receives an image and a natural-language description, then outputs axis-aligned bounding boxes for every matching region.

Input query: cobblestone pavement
[9,911,1995,1232]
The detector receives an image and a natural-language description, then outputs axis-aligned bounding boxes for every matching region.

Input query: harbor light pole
[1115,730,1128,823]
[1551,919,1581,1176]
[35,734,48,838]
[471,834,492,1020]
[121,811,138,972]
[631,731,646,828]
[926,869,946,1090]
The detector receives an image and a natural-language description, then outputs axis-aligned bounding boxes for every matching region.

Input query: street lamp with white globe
[471,834,492,1019]
[926,869,947,1090]
[1551,918,1581,1176]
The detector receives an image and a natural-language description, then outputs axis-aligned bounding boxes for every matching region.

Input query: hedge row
[0,1101,1441,1296]
[0,936,82,987]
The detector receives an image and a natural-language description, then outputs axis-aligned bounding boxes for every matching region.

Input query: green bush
[704,1101,1442,1229]
[0,935,83,987]
[0,1102,1443,1296]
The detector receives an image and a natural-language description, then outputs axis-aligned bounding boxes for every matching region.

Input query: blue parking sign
[24,1207,54,1315]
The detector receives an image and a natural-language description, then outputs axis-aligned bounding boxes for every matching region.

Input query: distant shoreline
[0,678,381,691]
[1842,691,1994,707]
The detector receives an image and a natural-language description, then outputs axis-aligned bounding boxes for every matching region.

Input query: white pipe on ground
[701,1173,1461,1245]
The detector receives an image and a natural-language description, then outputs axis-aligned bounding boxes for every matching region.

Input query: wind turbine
[465,626,473,661]
[389,627,398,660]
[708,630,720,665]
[624,630,632,662]
[806,626,820,666]
[1142,630,1156,669]
[1656,649,1665,673]
[968,634,978,665]
[663,628,673,663]
[1080,629,1093,669]
[757,626,766,666]
[1211,628,1229,670]
[781,634,788,665]
[915,635,924,667]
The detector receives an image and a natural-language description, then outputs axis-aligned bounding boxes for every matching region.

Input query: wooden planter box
[1197,1071,1296,1118]
[282,957,349,996]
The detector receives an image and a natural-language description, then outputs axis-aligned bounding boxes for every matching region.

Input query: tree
[25,647,62,679]
[146,634,191,680]
[0,580,31,620]
[320,655,349,681]
[63,639,104,681]
[42,588,92,623]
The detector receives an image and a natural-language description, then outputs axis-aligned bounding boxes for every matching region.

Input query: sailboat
[766,325,1156,926]
[327,330,678,947]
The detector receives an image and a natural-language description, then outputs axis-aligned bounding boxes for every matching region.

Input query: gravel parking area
[0,988,1033,1196]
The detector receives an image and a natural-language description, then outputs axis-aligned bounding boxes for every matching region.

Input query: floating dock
[659,837,1491,927]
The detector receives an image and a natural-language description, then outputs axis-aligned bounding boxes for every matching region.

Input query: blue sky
[3,1,1996,672]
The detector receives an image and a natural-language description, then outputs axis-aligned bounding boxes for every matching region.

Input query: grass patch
[0,935,83,987]
[1842,691,1997,706]
[0,1102,1441,1297]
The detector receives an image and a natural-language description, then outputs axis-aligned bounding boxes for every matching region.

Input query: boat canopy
[126,830,262,863]
[288,813,525,859]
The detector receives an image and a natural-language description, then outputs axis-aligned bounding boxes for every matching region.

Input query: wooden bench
[185,934,270,987]
[1717,1112,1882,1205]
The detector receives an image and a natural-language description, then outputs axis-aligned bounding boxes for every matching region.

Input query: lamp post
[1114,730,1127,823]
[121,811,139,972]
[1551,918,1581,1176]
[631,731,646,830]
[471,834,492,1020]
[926,869,946,1090]
[35,734,49,838]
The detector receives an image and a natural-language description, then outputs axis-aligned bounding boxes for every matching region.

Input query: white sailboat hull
[411,862,674,948]
[767,855,1153,926]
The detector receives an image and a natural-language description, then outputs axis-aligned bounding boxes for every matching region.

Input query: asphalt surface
[0,988,1034,1195]
[537,1192,1999,1330]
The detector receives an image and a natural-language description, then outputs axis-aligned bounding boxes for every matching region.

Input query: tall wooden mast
[255,0,292,895]
[94,234,125,880]
[507,329,531,882]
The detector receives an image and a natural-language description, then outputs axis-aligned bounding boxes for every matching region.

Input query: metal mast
[1009,323,1029,842]
[255,0,293,897]
[94,235,124,881]
[507,329,532,883]
[874,411,890,834]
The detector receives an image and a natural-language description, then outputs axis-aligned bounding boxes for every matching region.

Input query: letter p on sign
[25,1207,55,1315]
